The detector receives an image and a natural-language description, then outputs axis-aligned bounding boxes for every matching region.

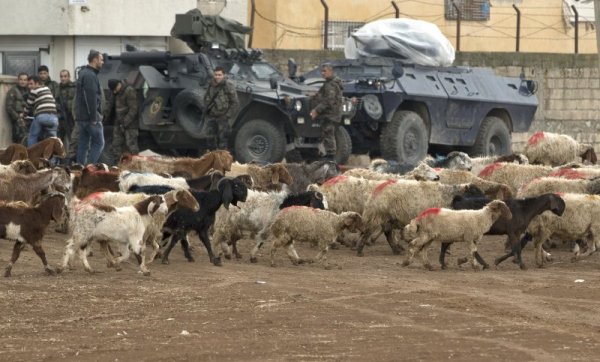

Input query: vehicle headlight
[342,98,354,113]
[361,94,383,120]
[294,100,302,112]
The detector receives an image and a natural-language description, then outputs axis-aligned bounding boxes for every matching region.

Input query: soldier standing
[108,79,139,162]
[58,69,76,155]
[5,72,29,144]
[309,63,344,161]
[38,65,60,99]
[203,66,239,151]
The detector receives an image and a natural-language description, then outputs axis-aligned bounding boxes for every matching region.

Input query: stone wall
[262,50,600,153]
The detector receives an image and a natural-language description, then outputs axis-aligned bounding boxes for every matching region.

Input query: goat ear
[271,168,280,184]
[315,191,323,200]
[220,180,233,210]
[42,140,55,160]
[51,199,64,222]
[589,149,598,164]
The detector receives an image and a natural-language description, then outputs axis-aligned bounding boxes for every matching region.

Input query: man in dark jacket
[38,65,59,99]
[75,49,105,165]
[310,63,343,161]
[58,69,76,154]
[203,66,239,151]
[108,79,139,162]
[5,72,29,143]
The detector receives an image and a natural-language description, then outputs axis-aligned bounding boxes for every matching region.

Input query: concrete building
[0,0,248,79]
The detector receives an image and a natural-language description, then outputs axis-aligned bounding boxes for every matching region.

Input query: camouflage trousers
[320,118,338,156]
[67,122,80,162]
[112,126,139,161]
[204,116,231,150]
[11,118,28,144]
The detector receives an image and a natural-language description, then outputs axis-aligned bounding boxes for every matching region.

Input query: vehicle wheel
[234,119,286,163]
[471,116,512,156]
[380,110,428,164]
[335,126,352,164]
[174,89,206,135]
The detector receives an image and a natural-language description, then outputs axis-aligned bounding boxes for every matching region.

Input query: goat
[27,137,65,168]
[119,150,233,178]
[0,144,28,165]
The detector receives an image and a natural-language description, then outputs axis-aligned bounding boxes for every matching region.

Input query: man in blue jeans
[75,49,105,165]
[24,75,58,146]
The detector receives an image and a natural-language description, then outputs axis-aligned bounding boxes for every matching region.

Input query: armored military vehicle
[97,10,354,164]
[296,57,538,164]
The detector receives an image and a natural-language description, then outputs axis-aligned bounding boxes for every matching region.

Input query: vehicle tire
[380,110,428,164]
[335,126,352,164]
[234,119,286,163]
[174,89,206,135]
[471,116,512,156]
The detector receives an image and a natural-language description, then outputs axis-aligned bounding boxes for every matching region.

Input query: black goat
[157,177,248,266]
[447,193,565,270]
[283,161,340,194]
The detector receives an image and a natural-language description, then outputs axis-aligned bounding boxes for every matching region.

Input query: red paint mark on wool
[81,192,104,202]
[554,192,565,197]
[416,208,441,220]
[478,162,504,178]
[433,168,442,172]
[322,175,348,186]
[372,179,397,196]
[527,131,545,146]
[549,168,585,180]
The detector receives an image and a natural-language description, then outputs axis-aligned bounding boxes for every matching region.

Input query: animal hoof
[235,254,243,260]
[440,264,447,270]
[494,258,501,266]
[4,269,11,278]
[357,251,364,257]
[457,257,468,266]
[424,263,434,271]
[161,259,170,265]
[224,254,232,260]
[250,257,258,263]
[55,267,64,274]
[45,267,56,276]
[324,264,333,270]
[482,264,490,270]
[401,260,410,267]
[519,263,527,271]
[212,257,222,266]
[186,256,195,263]
[142,271,151,276]
[570,256,578,263]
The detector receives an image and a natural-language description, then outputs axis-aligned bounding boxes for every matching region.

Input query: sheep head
[579,145,597,165]
[446,151,473,171]
[269,164,293,186]
[403,221,419,241]
[408,162,440,181]
[11,160,37,174]
[487,200,512,221]
[341,212,364,233]
[547,193,566,216]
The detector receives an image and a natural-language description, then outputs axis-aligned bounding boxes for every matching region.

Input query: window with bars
[445,0,491,21]
[323,21,365,50]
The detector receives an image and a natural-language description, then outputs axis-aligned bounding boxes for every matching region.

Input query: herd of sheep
[0,130,599,277]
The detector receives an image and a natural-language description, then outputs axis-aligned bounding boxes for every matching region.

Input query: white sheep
[470,153,529,175]
[517,177,600,198]
[118,170,189,192]
[477,162,556,195]
[401,200,512,270]
[268,206,363,269]
[57,195,167,275]
[524,132,597,166]
[346,162,440,181]
[527,193,600,267]
[436,169,513,199]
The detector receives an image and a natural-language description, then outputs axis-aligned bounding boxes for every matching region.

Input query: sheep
[526,193,600,268]
[119,150,233,178]
[1,193,66,277]
[0,144,28,165]
[118,170,189,192]
[345,162,440,181]
[524,131,597,166]
[282,161,340,194]
[470,153,529,176]
[436,169,513,199]
[424,151,472,171]
[356,180,484,256]
[477,162,556,195]
[450,193,565,270]
[268,206,363,269]
[226,162,293,191]
[57,195,166,275]
[27,137,66,168]
[401,200,512,270]
[0,167,70,204]
[0,160,38,176]
[548,166,600,180]
[211,189,327,262]
[517,177,600,198]
[160,177,248,266]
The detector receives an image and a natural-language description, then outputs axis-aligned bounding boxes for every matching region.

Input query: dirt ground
[2,228,600,362]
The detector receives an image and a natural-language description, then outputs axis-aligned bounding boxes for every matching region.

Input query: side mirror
[288,58,298,78]
[270,77,278,90]
[392,63,404,78]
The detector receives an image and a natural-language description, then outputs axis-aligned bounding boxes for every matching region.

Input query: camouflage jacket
[43,78,60,99]
[311,77,343,122]
[5,85,28,122]
[58,81,76,118]
[203,78,239,119]
[114,83,139,129]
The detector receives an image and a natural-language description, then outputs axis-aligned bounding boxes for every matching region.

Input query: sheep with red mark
[57,195,167,275]
[72,164,120,199]
[549,166,600,180]
[477,162,557,195]
[227,162,293,191]
[517,176,600,198]
[119,150,233,178]
[470,153,529,175]
[401,200,512,270]
[268,206,363,269]
[436,168,513,199]
[356,180,484,256]
[346,161,440,181]
[524,131,597,166]
[1,193,66,277]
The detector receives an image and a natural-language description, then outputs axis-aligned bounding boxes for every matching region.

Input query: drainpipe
[572,5,579,54]
[248,0,256,48]
[320,0,329,49]
[391,1,399,18]
[513,4,520,52]
[451,0,461,52]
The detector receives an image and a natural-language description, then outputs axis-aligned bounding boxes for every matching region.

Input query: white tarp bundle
[344,18,455,67]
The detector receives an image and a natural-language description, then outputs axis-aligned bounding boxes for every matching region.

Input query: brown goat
[119,150,234,179]
[1,193,66,277]
[73,165,120,199]
[0,144,28,165]
[27,137,66,169]
[228,162,293,191]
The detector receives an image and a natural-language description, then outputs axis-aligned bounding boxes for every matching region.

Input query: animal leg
[31,242,55,275]
[161,234,178,265]
[383,227,403,255]
[198,229,218,266]
[57,238,76,273]
[439,242,452,270]
[4,242,26,277]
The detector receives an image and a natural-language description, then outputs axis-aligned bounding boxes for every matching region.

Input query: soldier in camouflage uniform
[57,69,76,154]
[38,65,59,99]
[203,66,239,151]
[309,63,343,161]
[5,73,29,144]
[108,79,139,162]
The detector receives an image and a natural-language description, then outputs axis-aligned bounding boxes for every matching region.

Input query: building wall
[251,0,597,53]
